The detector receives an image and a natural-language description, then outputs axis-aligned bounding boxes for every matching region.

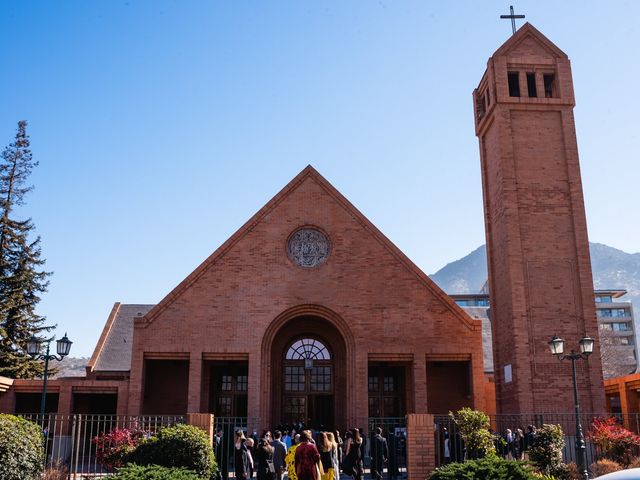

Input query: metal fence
[367,417,407,479]
[434,412,640,473]
[213,416,255,480]
[19,413,185,479]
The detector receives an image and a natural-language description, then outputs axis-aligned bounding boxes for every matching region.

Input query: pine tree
[0,121,52,378]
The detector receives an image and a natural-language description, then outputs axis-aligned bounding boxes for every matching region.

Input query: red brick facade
[473,24,605,413]
[126,166,485,427]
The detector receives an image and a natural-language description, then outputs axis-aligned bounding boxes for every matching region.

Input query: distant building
[451,289,638,381]
[595,290,637,379]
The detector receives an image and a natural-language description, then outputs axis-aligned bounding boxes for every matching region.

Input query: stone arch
[260,305,356,428]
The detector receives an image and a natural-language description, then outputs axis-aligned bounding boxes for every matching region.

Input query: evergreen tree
[0,121,52,378]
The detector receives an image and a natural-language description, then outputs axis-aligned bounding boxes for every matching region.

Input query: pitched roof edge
[87,302,121,371]
[493,22,567,59]
[141,165,319,326]
[307,170,480,332]
[141,165,479,332]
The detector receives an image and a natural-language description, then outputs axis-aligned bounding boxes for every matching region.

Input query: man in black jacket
[370,427,389,480]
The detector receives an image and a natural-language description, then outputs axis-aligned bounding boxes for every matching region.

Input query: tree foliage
[428,456,546,480]
[528,424,565,476]
[130,424,217,478]
[589,417,640,465]
[449,407,497,459]
[0,414,44,480]
[113,465,200,480]
[0,120,52,378]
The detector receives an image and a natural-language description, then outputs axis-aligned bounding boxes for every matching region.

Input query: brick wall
[406,414,436,479]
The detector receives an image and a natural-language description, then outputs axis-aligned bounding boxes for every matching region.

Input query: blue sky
[1,1,638,357]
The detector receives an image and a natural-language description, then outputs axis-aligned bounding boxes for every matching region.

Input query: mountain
[431,243,640,313]
[50,356,89,378]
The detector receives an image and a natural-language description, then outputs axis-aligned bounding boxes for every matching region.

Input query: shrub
[130,424,217,478]
[114,464,200,479]
[0,414,44,480]
[428,456,541,479]
[93,426,146,471]
[41,460,69,480]
[555,462,581,480]
[528,424,565,476]
[628,456,640,468]
[590,458,623,477]
[449,407,496,459]
[589,417,640,465]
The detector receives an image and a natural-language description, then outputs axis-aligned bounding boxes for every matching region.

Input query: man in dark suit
[370,427,389,480]
[272,430,287,480]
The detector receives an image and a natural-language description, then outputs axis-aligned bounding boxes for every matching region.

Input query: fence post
[406,414,435,480]
[187,413,215,444]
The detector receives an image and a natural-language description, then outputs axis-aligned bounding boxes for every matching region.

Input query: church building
[0,23,607,433]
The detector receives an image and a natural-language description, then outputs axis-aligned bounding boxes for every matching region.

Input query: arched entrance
[269,315,347,429]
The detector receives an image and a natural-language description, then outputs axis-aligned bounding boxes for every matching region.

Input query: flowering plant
[589,417,640,465]
[93,427,146,471]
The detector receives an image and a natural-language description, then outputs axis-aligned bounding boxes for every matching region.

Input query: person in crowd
[334,430,344,468]
[245,437,256,479]
[255,431,275,480]
[326,432,340,475]
[505,428,515,459]
[285,433,302,480]
[344,428,364,480]
[515,428,525,460]
[235,430,252,480]
[295,430,322,480]
[442,427,451,465]
[387,431,399,480]
[214,428,227,480]
[317,432,335,480]
[283,430,292,450]
[370,427,389,480]
[272,430,287,480]
[523,425,536,459]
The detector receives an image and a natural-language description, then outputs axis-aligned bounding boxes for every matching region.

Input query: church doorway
[269,315,347,429]
[282,338,334,429]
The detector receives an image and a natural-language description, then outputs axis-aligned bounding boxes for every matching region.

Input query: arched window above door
[285,338,331,360]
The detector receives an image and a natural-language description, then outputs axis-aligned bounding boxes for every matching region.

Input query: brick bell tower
[473,23,605,413]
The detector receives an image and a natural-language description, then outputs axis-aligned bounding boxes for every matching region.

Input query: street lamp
[26,333,73,423]
[548,335,594,480]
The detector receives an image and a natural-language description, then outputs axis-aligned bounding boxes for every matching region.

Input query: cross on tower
[500,5,525,35]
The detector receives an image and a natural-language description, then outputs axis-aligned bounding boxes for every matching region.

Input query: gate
[213,416,252,480]
[367,417,407,479]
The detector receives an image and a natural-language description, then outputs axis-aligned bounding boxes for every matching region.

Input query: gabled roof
[493,22,567,59]
[140,165,478,331]
[88,303,154,372]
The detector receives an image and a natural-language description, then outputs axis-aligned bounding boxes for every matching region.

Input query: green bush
[528,424,565,476]
[114,464,200,479]
[130,424,216,478]
[428,457,544,479]
[0,414,45,480]
[449,407,496,459]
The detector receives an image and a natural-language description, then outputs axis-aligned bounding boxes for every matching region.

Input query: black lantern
[548,336,564,356]
[26,335,42,357]
[579,336,594,356]
[56,333,72,358]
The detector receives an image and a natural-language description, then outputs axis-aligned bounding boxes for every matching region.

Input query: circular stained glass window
[287,228,329,268]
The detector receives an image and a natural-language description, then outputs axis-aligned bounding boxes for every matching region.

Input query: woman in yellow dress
[285,434,301,480]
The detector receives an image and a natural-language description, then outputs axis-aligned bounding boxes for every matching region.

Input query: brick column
[406,413,435,480]
[57,382,73,415]
[187,352,203,413]
[187,413,214,444]
[0,388,16,413]
[412,356,427,413]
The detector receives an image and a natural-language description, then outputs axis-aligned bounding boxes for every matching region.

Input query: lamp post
[26,333,72,423]
[548,335,595,480]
